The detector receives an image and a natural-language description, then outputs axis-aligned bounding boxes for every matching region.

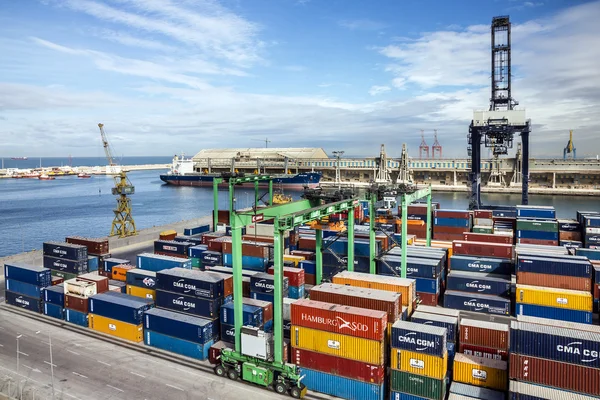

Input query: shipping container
[391,320,447,357]
[155,290,220,319]
[460,318,509,350]
[390,370,446,400]
[77,272,109,293]
[220,323,235,343]
[89,292,153,325]
[416,292,439,307]
[434,210,470,219]
[103,257,129,275]
[200,250,223,267]
[5,291,42,312]
[453,353,507,391]
[4,263,51,287]
[6,279,43,299]
[64,308,88,327]
[108,280,127,293]
[517,230,559,241]
[137,253,191,272]
[291,348,384,384]
[156,268,224,299]
[309,283,401,323]
[63,279,96,297]
[390,348,447,379]
[298,367,384,400]
[516,314,600,332]
[463,233,512,244]
[443,291,511,315]
[250,273,289,294]
[267,266,305,287]
[410,312,457,343]
[516,271,591,292]
[434,218,470,228]
[209,341,233,364]
[126,285,156,300]
[188,244,208,259]
[43,302,64,319]
[517,255,592,278]
[332,271,415,308]
[290,299,387,341]
[509,379,600,400]
[66,236,110,256]
[111,265,136,282]
[143,307,216,345]
[576,247,600,261]
[509,353,600,397]
[203,271,233,298]
[378,256,440,279]
[144,330,213,360]
[65,293,89,313]
[459,343,509,361]
[184,224,210,236]
[515,303,593,324]
[89,313,143,342]
[220,302,263,327]
[449,256,512,275]
[43,256,87,275]
[125,269,157,289]
[222,253,268,271]
[516,206,556,219]
[446,272,510,297]
[291,325,384,364]
[452,241,513,259]
[449,382,505,400]
[154,240,193,256]
[415,305,460,318]
[516,284,592,311]
[43,241,87,260]
[287,285,305,299]
[43,285,64,305]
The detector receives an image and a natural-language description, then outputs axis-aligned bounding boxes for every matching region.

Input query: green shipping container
[390,370,447,400]
[51,270,78,280]
[473,226,493,234]
[515,219,558,232]
[191,258,202,269]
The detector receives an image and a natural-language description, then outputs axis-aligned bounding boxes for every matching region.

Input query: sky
[1,0,599,159]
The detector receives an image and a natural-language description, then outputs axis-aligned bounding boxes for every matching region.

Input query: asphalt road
[0,306,312,400]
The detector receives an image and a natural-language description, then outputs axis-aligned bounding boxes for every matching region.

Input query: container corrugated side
[390,348,447,379]
[459,318,509,350]
[43,302,64,320]
[516,284,592,311]
[391,320,447,357]
[414,305,460,318]
[155,290,220,319]
[144,307,216,344]
[516,314,600,332]
[443,291,511,316]
[509,353,600,397]
[410,311,457,343]
[291,325,384,365]
[298,367,385,400]
[156,268,224,299]
[89,313,143,342]
[516,271,591,292]
[452,353,507,391]
[331,271,415,308]
[449,382,505,400]
[4,263,51,287]
[515,302,593,324]
[144,330,213,361]
[446,271,511,297]
[126,285,156,301]
[449,256,512,275]
[390,370,446,400]
[5,291,42,312]
[516,255,592,278]
[6,279,43,299]
[64,308,88,327]
[509,380,600,400]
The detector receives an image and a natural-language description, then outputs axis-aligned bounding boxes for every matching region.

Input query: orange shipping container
[111,265,136,282]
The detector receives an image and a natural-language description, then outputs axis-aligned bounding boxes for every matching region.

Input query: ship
[11,157,28,160]
[160,156,321,189]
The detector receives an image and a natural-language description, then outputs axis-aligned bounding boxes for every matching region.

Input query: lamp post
[16,334,22,374]
[332,151,345,189]
[36,330,55,398]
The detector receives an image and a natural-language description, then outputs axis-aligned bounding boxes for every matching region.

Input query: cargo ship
[160,156,322,189]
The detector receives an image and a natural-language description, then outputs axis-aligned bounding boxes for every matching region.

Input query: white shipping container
[586,227,600,234]
[247,223,289,238]
[64,278,97,297]
[474,218,493,227]
[241,326,273,361]
[283,297,298,321]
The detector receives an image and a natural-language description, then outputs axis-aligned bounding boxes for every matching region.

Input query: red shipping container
[516,271,591,292]
[463,233,513,244]
[217,210,230,224]
[291,348,385,384]
[242,277,251,298]
[290,250,315,260]
[433,226,468,235]
[452,241,513,259]
[242,235,275,245]
[298,236,316,251]
[77,273,109,293]
[208,341,233,364]
[267,266,305,287]
[201,232,226,245]
[291,299,387,341]
[434,210,470,219]
[305,274,316,286]
[204,271,233,298]
[460,319,509,350]
[66,236,110,255]
[433,233,464,241]
[222,241,271,258]
[510,353,600,397]
[51,276,64,286]
[474,210,493,219]
[460,343,509,361]
[309,283,401,323]
[243,298,273,323]
[593,284,599,300]
[517,238,558,246]
[65,293,89,313]
[416,292,439,306]
[559,231,582,241]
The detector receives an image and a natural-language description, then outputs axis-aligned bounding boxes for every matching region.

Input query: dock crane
[564,130,576,159]
[98,123,137,237]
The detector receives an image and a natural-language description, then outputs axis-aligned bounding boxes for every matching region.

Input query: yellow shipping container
[516,284,592,312]
[291,325,384,365]
[126,285,156,301]
[390,348,448,379]
[88,314,143,343]
[453,353,507,391]
[332,271,416,311]
[283,255,305,266]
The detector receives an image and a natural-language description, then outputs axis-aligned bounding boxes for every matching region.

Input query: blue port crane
[563,130,576,159]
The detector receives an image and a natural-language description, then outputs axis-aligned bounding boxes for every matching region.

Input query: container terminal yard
[3,16,600,400]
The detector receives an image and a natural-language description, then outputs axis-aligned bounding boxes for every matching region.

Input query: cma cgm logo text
[465,281,492,292]
[174,279,197,291]
[465,300,489,311]
[467,262,492,270]
[173,297,196,310]
[398,332,436,351]
[300,313,369,332]
[557,341,599,362]
[254,280,275,291]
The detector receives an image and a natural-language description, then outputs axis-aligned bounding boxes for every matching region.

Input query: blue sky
[1,0,599,158]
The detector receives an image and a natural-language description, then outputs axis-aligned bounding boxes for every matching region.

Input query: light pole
[36,330,55,399]
[332,151,345,189]
[16,334,22,374]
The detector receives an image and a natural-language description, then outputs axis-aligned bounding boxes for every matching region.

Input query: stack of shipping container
[43,241,88,281]
[4,263,51,313]
[125,268,157,300]
[290,298,387,400]
[433,209,471,242]
[515,206,559,246]
[137,253,192,272]
[404,202,440,239]
[88,292,153,342]
[43,283,65,320]
[558,219,582,247]
[101,257,130,277]
[411,307,458,369]
[472,210,493,234]
[250,272,289,302]
[268,266,305,299]
[154,239,194,259]
[65,236,110,273]
[582,214,600,249]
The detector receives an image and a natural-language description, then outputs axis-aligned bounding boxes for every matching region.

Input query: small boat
[78,172,92,178]
[21,172,40,179]
[39,174,55,180]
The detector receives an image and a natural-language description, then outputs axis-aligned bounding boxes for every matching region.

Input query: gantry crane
[98,123,137,237]
[564,130,576,159]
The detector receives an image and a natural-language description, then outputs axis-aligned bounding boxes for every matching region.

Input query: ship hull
[160,172,321,190]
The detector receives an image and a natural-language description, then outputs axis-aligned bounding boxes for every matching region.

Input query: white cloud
[339,19,387,31]
[369,85,391,96]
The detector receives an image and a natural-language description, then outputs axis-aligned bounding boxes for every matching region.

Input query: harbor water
[1,167,599,257]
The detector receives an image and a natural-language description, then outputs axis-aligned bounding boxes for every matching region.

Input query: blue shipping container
[443,290,511,315]
[43,302,64,320]
[492,209,517,218]
[415,277,441,294]
[144,330,213,360]
[250,273,289,294]
[390,392,429,400]
[43,241,87,260]
[220,303,263,327]
[143,308,217,344]
[434,217,470,228]
[378,256,440,278]
[517,230,559,241]
[89,292,154,325]
[184,224,210,236]
[288,285,305,299]
[65,308,88,327]
[446,271,511,297]
[43,256,87,274]
[300,368,385,400]
[220,322,235,343]
[6,279,43,299]
[104,258,130,274]
[558,220,580,232]
[584,216,600,227]
[390,321,447,357]
[5,291,42,313]
[515,303,593,324]
[222,253,268,271]
[516,207,556,219]
[188,245,209,259]
[87,256,99,272]
[125,269,157,289]
[175,236,204,246]
[155,290,220,319]
[43,285,65,305]
[4,263,51,287]
[449,256,512,275]
[410,311,458,343]
[156,268,224,299]
[137,253,191,272]
[517,255,591,278]
[575,248,600,261]
[299,261,316,275]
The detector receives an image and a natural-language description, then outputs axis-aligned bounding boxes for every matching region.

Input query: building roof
[192,147,329,161]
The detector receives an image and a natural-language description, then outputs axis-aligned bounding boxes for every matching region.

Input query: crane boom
[98,123,116,166]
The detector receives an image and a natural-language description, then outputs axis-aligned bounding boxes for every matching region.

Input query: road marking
[41,341,51,345]
[44,361,57,367]
[0,365,80,400]
[97,360,111,367]
[130,371,146,378]
[72,372,88,379]
[22,365,41,373]
[0,326,5,330]
[67,349,80,355]
[106,384,124,392]
[0,343,3,347]
[17,351,29,356]
[166,383,184,391]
